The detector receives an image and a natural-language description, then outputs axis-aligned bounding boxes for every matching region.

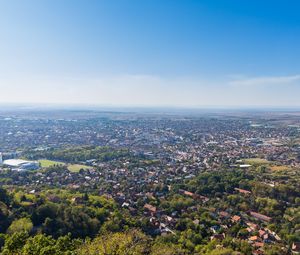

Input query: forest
[0,163,299,254]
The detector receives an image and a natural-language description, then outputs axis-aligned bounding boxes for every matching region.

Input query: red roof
[254,242,264,248]
[144,203,157,213]
[183,190,194,197]
[249,236,259,241]
[258,229,266,237]
[231,215,241,222]
[235,187,251,194]
[219,211,230,217]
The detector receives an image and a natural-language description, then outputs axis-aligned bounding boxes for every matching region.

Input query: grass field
[38,159,91,172]
[269,165,292,171]
[243,158,270,164]
[38,159,65,168]
[67,164,91,172]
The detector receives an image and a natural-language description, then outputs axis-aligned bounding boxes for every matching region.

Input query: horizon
[1,102,300,113]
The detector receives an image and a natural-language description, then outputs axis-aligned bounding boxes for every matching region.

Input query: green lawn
[269,165,293,171]
[38,159,91,172]
[67,164,91,172]
[243,158,270,164]
[38,159,65,168]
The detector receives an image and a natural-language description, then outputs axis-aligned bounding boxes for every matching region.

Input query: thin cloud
[229,75,300,87]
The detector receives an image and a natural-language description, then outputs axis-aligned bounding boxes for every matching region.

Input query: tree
[208,248,236,255]
[7,218,33,234]
[83,193,89,201]
[54,233,82,253]
[0,201,9,233]
[265,244,288,255]
[76,229,150,255]
[0,233,6,250]
[150,242,188,255]
[22,234,56,255]
[0,188,9,204]
[2,231,29,254]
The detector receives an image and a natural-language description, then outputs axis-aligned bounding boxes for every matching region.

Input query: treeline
[0,187,120,239]
[184,169,253,196]
[0,229,255,255]
[24,146,131,163]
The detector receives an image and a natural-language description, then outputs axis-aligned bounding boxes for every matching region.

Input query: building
[234,187,251,195]
[239,164,252,168]
[3,159,39,171]
[144,203,157,214]
[292,242,300,254]
[250,211,272,222]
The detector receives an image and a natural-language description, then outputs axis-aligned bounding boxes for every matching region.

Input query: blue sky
[0,0,300,107]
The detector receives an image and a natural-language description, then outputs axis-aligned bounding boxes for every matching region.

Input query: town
[0,109,299,254]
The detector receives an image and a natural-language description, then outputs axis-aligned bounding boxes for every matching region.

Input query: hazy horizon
[1,102,300,113]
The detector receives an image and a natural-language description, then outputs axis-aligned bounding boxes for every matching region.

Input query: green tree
[0,188,9,204]
[76,229,150,255]
[7,218,33,234]
[150,242,187,255]
[22,234,56,255]
[208,248,236,255]
[2,231,29,254]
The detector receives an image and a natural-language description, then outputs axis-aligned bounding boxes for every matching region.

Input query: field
[269,165,293,171]
[243,158,270,164]
[243,158,294,172]
[67,164,91,172]
[38,159,65,167]
[38,159,91,172]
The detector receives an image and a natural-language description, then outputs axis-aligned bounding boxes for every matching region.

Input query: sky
[0,0,300,108]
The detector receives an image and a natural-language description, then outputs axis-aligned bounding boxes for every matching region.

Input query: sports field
[38,159,65,167]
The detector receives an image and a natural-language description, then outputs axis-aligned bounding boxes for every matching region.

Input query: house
[254,242,264,248]
[231,215,241,223]
[211,233,226,241]
[179,189,210,202]
[246,222,259,231]
[292,242,300,254]
[252,249,264,255]
[144,203,157,214]
[250,211,272,222]
[219,211,230,218]
[249,236,260,242]
[71,197,84,204]
[234,187,251,195]
[183,190,194,197]
[262,234,269,242]
[122,202,130,208]
[258,229,266,237]
[128,207,137,215]
[193,219,200,225]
